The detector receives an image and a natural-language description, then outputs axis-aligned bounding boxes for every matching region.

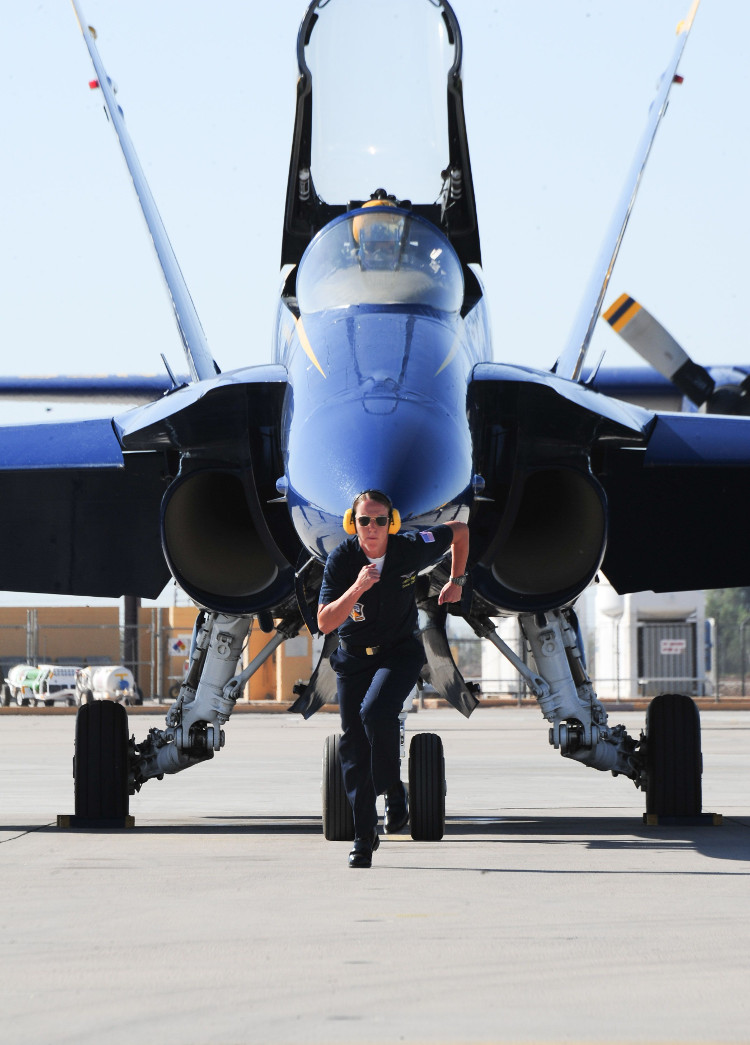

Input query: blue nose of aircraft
[286,393,472,558]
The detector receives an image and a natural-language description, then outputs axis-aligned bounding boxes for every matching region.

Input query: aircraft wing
[112,365,287,450]
[468,363,750,604]
[584,366,684,412]
[0,416,171,597]
[599,411,750,594]
[583,364,750,413]
[0,365,293,601]
[470,362,653,435]
[0,375,177,406]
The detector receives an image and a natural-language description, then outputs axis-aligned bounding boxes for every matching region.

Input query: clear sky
[3,0,748,385]
[1,0,748,604]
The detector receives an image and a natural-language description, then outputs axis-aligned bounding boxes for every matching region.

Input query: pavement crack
[0,824,54,843]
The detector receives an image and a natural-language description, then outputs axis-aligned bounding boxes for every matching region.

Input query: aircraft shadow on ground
[441,814,750,865]
[9,812,745,865]
[0,817,322,839]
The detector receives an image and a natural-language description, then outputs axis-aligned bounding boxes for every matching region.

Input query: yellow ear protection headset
[351,196,399,246]
[343,500,401,535]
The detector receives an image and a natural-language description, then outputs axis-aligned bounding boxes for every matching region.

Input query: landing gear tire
[409,732,445,841]
[322,733,354,841]
[74,700,129,821]
[645,693,702,817]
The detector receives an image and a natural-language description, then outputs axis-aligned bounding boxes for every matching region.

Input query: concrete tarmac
[1,705,749,1045]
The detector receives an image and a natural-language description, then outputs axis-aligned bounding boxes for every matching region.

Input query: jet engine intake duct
[475,465,607,614]
[161,467,294,614]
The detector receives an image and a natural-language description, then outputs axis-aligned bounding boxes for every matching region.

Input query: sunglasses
[356,515,389,527]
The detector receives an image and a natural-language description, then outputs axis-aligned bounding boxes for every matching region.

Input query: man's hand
[356,563,381,593]
[318,563,381,634]
[438,580,462,605]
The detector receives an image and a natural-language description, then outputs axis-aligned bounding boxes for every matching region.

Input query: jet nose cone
[286,396,472,556]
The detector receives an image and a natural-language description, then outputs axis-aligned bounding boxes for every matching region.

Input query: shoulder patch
[419,531,436,543]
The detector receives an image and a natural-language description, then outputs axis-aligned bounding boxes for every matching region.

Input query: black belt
[339,639,383,657]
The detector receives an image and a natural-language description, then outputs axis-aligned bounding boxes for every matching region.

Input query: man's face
[357,211,403,271]
[354,497,390,557]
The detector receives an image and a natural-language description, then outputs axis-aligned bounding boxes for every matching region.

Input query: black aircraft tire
[409,732,445,841]
[645,693,702,817]
[322,733,354,841]
[74,700,129,820]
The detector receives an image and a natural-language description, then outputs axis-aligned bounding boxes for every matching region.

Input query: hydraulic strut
[129,610,304,792]
[467,609,641,780]
[519,609,640,777]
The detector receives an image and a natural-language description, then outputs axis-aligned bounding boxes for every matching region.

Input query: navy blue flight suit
[319,526,453,836]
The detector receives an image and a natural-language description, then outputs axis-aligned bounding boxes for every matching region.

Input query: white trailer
[76,665,137,704]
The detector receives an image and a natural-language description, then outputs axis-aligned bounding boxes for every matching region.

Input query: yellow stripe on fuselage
[434,332,461,376]
[295,317,326,378]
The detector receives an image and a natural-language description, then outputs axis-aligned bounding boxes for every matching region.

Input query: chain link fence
[0,612,193,702]
[4,609,750,705]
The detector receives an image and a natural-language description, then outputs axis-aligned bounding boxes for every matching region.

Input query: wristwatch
[450,574,469,587]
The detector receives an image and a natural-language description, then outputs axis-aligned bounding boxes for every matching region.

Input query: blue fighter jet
[1,0,739,833]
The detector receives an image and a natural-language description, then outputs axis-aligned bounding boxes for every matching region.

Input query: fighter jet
[2,0,736,835]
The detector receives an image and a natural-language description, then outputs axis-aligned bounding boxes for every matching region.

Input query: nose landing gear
[321,728,446,843]
[322,733,354,841]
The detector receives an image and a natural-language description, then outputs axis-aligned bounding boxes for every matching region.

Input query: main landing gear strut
[71,609,304,822]
[469,607,703,818]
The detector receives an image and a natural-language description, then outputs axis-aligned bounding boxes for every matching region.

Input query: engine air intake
[162,470,281,610]
[478,466,607,613]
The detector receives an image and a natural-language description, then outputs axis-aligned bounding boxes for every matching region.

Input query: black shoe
[384,781,409,834]
[348,828,380,868]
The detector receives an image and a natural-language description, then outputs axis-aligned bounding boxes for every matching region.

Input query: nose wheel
[322,733,354,841]
[408,732,446,840]
[322,730,446,842]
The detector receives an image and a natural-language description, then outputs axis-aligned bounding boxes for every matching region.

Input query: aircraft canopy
[296,209,464,313]
[306,0,453,206]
